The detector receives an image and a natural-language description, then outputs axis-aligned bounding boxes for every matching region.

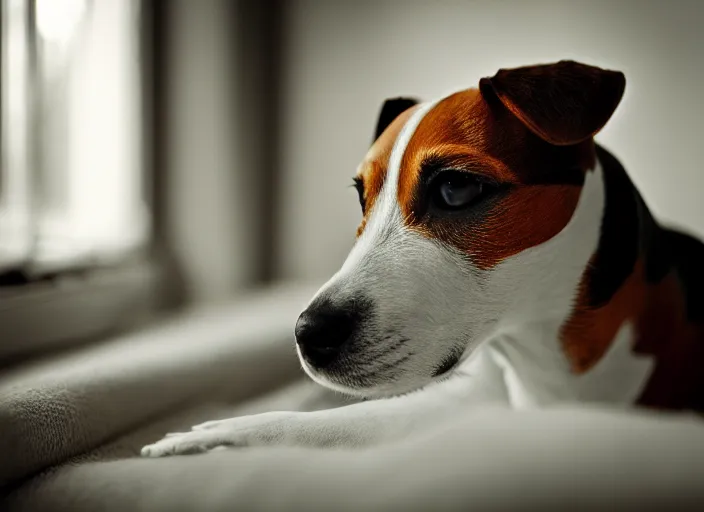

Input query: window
[0,0,150,278]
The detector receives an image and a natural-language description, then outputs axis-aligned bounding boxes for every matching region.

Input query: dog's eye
[430,171,486,210]
[352,177,366,212]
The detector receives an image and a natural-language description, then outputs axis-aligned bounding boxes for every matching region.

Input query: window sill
[0,256,163,363]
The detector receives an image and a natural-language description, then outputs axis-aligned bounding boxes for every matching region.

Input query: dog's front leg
[141,352,508,457]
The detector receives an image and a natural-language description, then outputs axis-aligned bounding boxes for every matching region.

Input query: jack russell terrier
[142,60,704,457]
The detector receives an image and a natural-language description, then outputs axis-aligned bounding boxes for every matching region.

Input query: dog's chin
[305,369,432,399]
[297,350,458,399]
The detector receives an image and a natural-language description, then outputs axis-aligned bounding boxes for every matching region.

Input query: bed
[2,282,704,511]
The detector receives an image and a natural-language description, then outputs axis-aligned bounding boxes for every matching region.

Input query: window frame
[0,0,181,364]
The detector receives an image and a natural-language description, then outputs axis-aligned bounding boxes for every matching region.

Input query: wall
[275,0,704,280]
[165,0,259,303]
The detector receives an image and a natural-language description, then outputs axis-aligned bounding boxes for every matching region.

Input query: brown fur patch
[561,259,654,373]
[397,89,591,268]
[563,256,704,411]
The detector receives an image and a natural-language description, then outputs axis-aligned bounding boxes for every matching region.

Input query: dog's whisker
[353,352,416,381]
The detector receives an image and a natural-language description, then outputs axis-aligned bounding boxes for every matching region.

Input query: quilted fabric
[0,283,317,487]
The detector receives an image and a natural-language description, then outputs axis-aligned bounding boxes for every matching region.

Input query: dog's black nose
[295,300,361,366]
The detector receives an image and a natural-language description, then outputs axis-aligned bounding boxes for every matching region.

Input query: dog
[142,60,704,457]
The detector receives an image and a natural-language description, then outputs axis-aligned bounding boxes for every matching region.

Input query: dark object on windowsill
[0,269,32,287]
[0,250,149,289]
[0,264,90,288]
[0,254,170,364]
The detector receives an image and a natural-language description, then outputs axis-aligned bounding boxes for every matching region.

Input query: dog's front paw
[140,411,300,457]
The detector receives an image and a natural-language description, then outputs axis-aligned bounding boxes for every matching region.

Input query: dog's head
[295,60,626,397]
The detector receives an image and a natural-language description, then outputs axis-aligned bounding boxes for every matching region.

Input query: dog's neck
[472,145,688,406]
[560,145,685,374]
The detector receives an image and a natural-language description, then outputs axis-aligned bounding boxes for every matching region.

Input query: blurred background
[1,0,704,359]
[3,4,704,508]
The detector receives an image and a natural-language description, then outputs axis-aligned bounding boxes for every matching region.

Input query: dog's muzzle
[295,297,368,368]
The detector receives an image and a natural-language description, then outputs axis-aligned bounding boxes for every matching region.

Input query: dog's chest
[471,321,655,408]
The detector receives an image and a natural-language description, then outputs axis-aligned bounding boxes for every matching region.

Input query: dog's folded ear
[373,97,420,143]
[479,60,625,146]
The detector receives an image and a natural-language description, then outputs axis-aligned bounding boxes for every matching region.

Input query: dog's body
[142,61,704,457]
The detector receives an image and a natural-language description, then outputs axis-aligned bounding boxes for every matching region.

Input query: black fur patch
[663,229,704,324]
[591,146,704,323]
[585,145,640,307]
[634,190,671,284]
[373,97,419,142]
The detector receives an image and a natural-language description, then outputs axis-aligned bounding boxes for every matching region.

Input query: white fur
[482,160,653,408]
[142,93,655,458]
